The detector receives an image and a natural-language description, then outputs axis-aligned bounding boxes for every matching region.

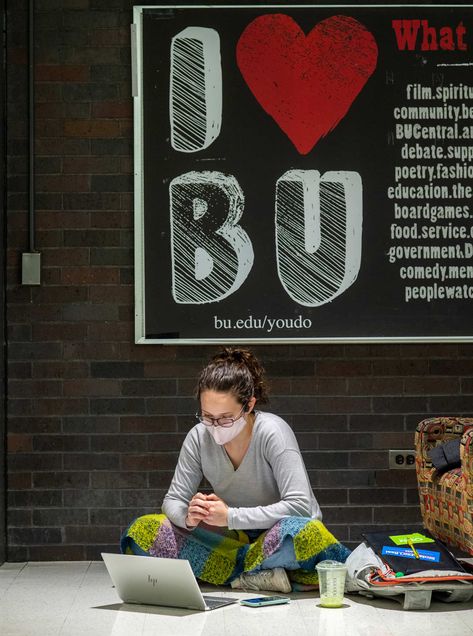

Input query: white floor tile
[0,563,26,599]
[0,562,471,636]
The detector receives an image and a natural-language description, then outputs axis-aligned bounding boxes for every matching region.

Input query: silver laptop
[102,553,238,611]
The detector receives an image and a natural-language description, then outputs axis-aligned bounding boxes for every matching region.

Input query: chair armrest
[415,417,473,479]
[461,428,473,487]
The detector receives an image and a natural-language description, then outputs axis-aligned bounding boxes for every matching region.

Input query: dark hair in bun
[196,348,269,408]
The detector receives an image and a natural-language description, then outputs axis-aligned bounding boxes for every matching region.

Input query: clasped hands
[185,492,228,528]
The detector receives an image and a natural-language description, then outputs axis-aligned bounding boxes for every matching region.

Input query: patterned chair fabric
[415,417,473,556]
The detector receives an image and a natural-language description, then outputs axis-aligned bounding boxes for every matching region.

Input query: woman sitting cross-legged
[121,348,350,592]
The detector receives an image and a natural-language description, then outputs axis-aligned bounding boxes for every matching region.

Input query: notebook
[102,552,238,611]
[361,529,469,576]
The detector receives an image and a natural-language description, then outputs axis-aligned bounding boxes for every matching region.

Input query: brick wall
[5,1,473,560]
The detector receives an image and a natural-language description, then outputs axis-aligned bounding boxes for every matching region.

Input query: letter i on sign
[170,27,222,151]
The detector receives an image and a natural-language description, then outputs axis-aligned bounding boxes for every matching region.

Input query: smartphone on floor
[240,595,290,607]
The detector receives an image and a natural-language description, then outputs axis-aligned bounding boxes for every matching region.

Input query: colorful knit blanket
[121,514,351,587]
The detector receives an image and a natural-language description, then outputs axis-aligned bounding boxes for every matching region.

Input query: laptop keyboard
[203,595,235,609]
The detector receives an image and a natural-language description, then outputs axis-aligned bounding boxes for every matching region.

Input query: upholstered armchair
[415,417,473,556]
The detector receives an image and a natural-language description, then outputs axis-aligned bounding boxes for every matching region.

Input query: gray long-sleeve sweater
[162,411,322,530]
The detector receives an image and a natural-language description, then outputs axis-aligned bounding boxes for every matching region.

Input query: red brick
[401,344,458,358]
[316,360,373,377]
[36,102,65,118]
[8,362,32,379]
[430,359,473,375]
[63,379,119,396]
[319,432,372,450]
[36,64,89,82]
[63,156,120,174]
[7,267,24,286]
[90,28,129,46]
[120,193,133,210]
[35,119,65,137]
[41,248,90,267]
[8,47,27,64]
[291,377,346,395]
[28,546,87,561]
[41,267,61,286]
[119,119,132,135]
[144,361,203,378]
[404,376,460,394]
[8,230,28,248]
[61,267,119,285]
[7,434,33,453]
[347,377,404,395]
[430,395,473,412]
[32,361,89,379]
[8,472,32,489]
[33,472,90,489]
[36,138,91,155]
[31,286,88,304]
[346,344,400,358]
[7,248,21,266]
[376,470,418,487]
[120,416,177,433]
[92,100,132,118]
[32,323,88,341]
[372,359,429,376]
[120,157,133,174]
[90,211,131,228]
[459,344,473,357]
[37,211,90,230]
[350,488,403,504]
[36,229,66,247]
[462,378,473,393]
[8,417,61,434]
[121,453,179,471]
[8,379,62,397]
[63,342,120,360]
[89,285,132,303]
[36,175,90,193]
[88,322,133,342]
[349,452,388,469]
[6,212,28,231]
[35,83,62,102]
[32,398,89,416]
[64,119,121,138]
[8,399,33,417]
[322,506,372,525]
[373,506,422,524]
[371,432,415,450]
[373,396,428,414]
[65,527,120,544]
[119,343,161,362]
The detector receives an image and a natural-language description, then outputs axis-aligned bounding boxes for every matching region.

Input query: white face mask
[207,415,247,445]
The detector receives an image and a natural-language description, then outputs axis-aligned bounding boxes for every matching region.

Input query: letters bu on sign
[133,5,473,344]
[169,169,362,307]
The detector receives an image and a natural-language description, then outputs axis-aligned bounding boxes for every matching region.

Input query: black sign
[134,4,473,343]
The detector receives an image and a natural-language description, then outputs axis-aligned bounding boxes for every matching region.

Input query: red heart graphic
[237,14,378,155]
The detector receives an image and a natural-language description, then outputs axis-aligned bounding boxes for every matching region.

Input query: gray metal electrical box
[21,252,41,285]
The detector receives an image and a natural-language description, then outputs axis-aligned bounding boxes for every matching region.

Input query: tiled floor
[0,561,472,636]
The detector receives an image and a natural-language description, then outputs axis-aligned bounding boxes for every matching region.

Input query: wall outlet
[389,449,416,469]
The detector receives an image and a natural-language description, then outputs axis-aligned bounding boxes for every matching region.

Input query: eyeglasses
[195,405,246,428]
